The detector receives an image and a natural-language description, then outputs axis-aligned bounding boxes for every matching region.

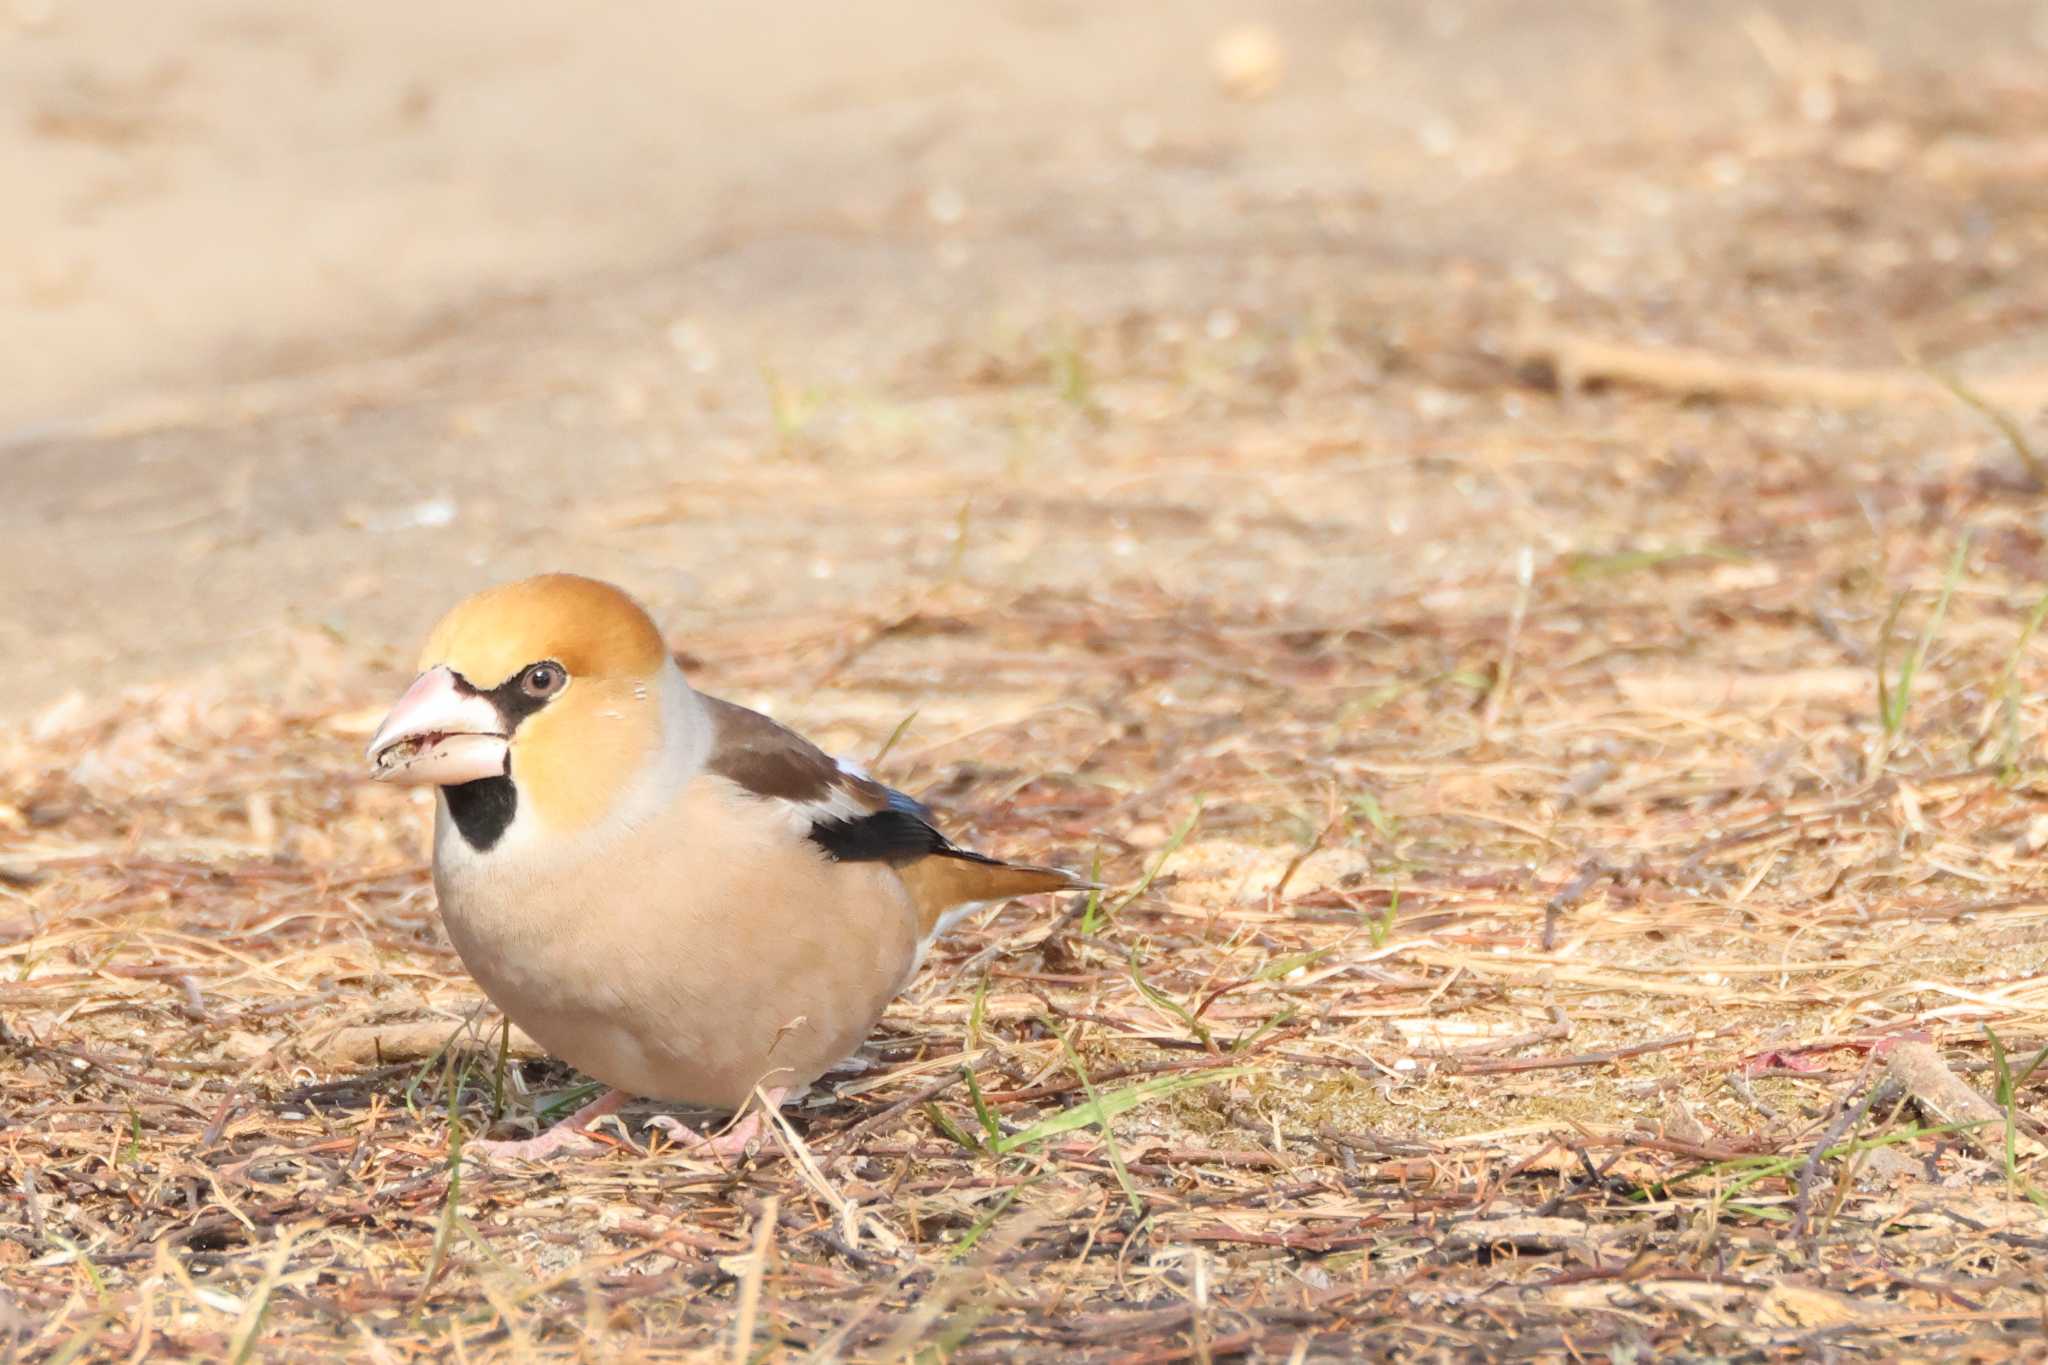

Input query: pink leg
[464,1087,629,1162]
[646,1088,790,1159]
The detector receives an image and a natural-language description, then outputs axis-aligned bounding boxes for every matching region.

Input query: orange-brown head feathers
[419,574,668,688]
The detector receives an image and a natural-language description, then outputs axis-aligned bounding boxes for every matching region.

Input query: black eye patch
[450,665,563,731]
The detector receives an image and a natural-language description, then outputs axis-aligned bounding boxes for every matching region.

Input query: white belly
[432,777,923,1109]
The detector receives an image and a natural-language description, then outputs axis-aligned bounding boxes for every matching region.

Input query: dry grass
[8,413,2048,1362]
[11,62,2048,1355]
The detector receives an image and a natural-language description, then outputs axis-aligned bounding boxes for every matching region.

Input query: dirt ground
[8,1,2048,1359]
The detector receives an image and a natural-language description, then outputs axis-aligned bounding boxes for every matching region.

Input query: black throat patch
[435,668,550,854]
[443,773,517,852]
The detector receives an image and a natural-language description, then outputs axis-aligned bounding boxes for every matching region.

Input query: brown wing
[700,693,862,805]
[700,693,1088,931]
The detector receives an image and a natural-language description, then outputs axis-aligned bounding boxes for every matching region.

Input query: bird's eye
[519,662,566,699]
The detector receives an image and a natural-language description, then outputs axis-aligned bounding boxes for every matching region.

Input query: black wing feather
[806,784,993,866]
[700,693,991,868]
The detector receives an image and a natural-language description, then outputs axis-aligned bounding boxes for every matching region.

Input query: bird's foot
[464,1125,605,1162]
[462,1086,628,1164]
[645,1088,789,1159]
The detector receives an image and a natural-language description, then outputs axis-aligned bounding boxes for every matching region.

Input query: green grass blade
[1127,948,1212,1048]
[870,708,920,767]
[1996,588,2048,779]
[1078,849,1106,934]
[1048,1027,1142,1215]
[1115,805,1201,909]
[1228,1005,1295,1054]
[1566,546,1746,579]
[945,1177,1037,1262]
[490,1017,511,1125]
[924,1102,986,1154]
[1368,884,1402,948]
[991,1064,1248,1155]
[966,973,990,1050]
[1928,366,2046,484]
[964,1066,1003,1146]
[1884,534,1970,739]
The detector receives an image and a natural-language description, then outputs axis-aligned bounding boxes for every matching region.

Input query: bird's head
[366,574,674,839]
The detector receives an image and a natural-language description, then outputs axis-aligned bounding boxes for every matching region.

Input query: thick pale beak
[365,666,509,785]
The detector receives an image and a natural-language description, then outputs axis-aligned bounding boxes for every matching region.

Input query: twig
[871,1201,1057,1359]
[1315,1125,1431,1158]
[1480,546,1536,737]
[1449,1032,1707,1075]
[1791,1075,1895,1248]
[1519,324,2048,410]
[1884,1040,2047,1160]
[729,1195,779,1365]
[836,1072,969,1144]
[1542,857,1619,951]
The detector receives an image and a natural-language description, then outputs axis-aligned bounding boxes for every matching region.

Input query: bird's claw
[645,1111,767,1159]
[461,1126,607,1164]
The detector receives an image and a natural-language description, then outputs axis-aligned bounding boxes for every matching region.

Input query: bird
[363,573,1086,1160]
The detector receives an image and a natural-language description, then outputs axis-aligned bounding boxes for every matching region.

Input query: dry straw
[7,455,2048,1357]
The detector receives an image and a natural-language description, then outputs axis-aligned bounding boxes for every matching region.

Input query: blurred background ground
[5,0,2045,710]
[8,1,2048,1359]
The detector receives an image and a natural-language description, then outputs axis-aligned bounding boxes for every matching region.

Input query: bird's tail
[899,850,1093,936]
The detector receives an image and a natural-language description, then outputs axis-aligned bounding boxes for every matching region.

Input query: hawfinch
[364,573,1085,1159]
